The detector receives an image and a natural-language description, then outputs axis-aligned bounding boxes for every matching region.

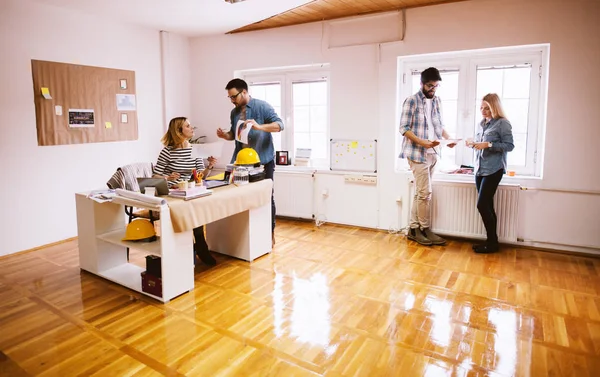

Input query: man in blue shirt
[216,78,284,247]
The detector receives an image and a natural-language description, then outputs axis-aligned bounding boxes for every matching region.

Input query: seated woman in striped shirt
[153,117,217,266]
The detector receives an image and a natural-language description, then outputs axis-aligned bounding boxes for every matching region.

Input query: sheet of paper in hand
[437,139,462,146]
[235,120,250,144]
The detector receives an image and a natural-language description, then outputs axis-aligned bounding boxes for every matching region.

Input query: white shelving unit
[75,181,273,303]
[98,264,163,301]
[97,229,162,256]
[75,194,194,303]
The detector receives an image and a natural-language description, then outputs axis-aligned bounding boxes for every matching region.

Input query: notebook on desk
[168,187,213,201]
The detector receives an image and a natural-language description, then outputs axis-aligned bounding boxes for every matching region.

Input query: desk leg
[205,203,271,262]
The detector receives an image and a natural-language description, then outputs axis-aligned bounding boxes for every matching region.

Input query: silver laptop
[137,177,170,196]
[204,180,229,189]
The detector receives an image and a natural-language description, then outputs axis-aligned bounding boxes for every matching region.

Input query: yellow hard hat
[122,219,156,241]
[234,147,261,166]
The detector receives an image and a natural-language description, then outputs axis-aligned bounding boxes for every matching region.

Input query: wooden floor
[1,220,600,377]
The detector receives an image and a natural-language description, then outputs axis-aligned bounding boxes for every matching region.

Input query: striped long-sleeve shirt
[153,146,205,186]
[398,90,445,163]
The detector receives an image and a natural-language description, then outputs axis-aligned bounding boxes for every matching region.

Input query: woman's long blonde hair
[161,117,189,148]
[482,93,506,119]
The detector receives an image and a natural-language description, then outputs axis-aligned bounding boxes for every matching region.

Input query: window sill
[432,172,542,184]
[275,165,318,173]
[275,165,380,176]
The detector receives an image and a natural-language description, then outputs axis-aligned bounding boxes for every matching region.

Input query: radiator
[430,182,519,242]
[273,171,314,219]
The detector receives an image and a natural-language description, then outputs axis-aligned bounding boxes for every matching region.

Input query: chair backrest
[107,162,154,191]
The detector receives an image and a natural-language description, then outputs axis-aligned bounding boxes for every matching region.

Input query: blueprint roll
[114,188,167,206]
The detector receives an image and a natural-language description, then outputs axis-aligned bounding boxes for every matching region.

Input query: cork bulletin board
[31,60,138,146]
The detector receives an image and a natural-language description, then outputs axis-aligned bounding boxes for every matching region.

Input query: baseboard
[509,240,600,258]
[0,237,78,259]
[278,218,600,258]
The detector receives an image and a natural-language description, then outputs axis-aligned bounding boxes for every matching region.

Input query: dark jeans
[193,226,208,254]
[264,160,276,232]
[475,169,504,244]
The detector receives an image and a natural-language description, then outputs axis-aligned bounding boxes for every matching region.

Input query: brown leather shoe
[407,228,432,246]
[422,228,446,245]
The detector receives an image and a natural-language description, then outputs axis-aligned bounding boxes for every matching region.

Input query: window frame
[242,65,331,168]
[396,44,548,177]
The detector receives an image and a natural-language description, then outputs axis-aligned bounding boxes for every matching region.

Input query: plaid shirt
[398,90,445,163]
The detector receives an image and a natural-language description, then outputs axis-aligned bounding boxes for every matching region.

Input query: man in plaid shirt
[399,67,456,246]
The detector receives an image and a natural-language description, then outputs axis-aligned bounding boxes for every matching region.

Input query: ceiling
[230,0,469,34]
[29,0,469,37]
[27,0,314,37]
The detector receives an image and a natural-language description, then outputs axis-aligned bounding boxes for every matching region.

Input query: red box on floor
[141,271,162,297]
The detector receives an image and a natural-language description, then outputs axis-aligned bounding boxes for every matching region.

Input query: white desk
[75,180,273,303]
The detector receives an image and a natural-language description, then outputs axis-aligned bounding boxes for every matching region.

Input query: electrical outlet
[362,175,377,185]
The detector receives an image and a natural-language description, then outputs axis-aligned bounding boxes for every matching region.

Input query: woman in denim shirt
[467,93,514,254]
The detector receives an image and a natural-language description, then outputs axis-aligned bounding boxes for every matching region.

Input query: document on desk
[87,189,116,203]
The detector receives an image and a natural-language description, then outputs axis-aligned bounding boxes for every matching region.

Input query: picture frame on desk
[276,151,290,165]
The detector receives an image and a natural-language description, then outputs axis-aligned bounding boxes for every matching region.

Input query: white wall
[189,0,600,252]
[0,0,190,256]
[161,31,192,131]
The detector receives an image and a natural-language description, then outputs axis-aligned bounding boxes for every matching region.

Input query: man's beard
[422,89,435,99]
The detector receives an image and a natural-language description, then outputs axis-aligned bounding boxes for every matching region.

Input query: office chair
[106,162,159,260]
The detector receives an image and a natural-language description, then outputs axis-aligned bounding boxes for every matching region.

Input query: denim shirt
[399,90,445,163]
[475,117,515,176]
[229,97,284,165]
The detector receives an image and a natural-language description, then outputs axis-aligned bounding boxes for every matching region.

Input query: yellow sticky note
[105,122,112,129]
[41,87,52,99]
[350,141,358,149]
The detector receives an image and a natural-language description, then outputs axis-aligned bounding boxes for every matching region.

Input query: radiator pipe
[520,187,600,196]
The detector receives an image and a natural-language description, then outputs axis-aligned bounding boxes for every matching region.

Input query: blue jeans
[475,169,504,244]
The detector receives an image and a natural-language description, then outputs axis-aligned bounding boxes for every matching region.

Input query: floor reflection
[272,272,335,353]
[488,308,517,376]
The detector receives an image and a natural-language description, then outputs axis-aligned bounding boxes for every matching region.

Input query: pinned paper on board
[119,79,127,90]
[55,105,62,116]
[116,94,136,111]
[121,113,128,123]
[68,109,95,128]
[350,141,358,149]
[105,122,112,129]
[41,87,52,99]
[235,119,250,144]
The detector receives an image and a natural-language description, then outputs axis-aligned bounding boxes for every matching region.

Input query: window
[397,45,548,176]
[243,66,330,167]
[247,83,282,151]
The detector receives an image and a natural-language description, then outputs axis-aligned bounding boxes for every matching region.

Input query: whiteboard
[330,139,377,172]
